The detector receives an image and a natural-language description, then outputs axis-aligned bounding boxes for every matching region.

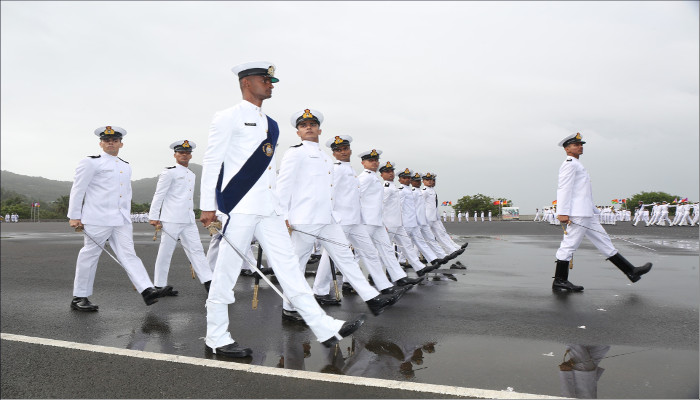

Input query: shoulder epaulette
[118,157,129,164]
[166,166,176,169]
[291,143,303,148]
[88,155,101,159]
[384,182,390,187]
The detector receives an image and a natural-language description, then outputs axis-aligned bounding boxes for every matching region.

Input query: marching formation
[65,61,656,360]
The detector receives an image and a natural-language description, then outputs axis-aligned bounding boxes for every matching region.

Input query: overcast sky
[2,1,698,213]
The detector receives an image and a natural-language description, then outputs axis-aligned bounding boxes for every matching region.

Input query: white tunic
[67,152,132,226]
[329,161,361,225]
[199,100,279,216]
[382,181,403,228]
[277,141,335,224]
[556,156,598,217]
[149,164,197,223]
[357,169,384,226]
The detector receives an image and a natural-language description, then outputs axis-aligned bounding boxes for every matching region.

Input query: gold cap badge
[104,126,115,135]
[369,149,378,157]
[182,140,190,148]
[386,162,393,168]
[334,136,344,145]
[302,109,314,119]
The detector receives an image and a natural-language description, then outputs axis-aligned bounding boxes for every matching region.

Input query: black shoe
[366,294,393,316]
[203,280,211,293]
[321,315,366,347]
[205,342,252,358]
[70,297,98,312]
[456,248,466,255]
[240,269,256,277]
[552,278,584,292]
[461,242,469,249]
[282,309,305,323]
[141,287,160,306]
[381,286,409,305]
[450,262,467,270]
[251,267,274,280]
[394,276,425,286]
[399,261,410,269]
[341,282,356,294]
[307,254,321,265]
[155,286,178,297]
[417,264,438,277]
[315,294,342,306]
[367,275,374,286]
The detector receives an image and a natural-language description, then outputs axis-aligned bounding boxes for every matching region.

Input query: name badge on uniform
[245,122,257,126]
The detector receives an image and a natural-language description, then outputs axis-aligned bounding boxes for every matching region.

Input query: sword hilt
[207,221,223,236]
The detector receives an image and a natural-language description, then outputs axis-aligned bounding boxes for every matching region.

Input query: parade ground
[1,221,698,399]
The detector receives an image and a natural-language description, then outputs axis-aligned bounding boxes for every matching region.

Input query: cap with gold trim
[358,149,382,160]
[291,108,324,128]
[411,171,423,181]
[422,172,437,180]
[94,125,126,138]
[379,161,395,172]
[231,61,278,83]
[170,140,196,152]
[325,135,353,150]
[558,132,586,148]
[398,168,413,178]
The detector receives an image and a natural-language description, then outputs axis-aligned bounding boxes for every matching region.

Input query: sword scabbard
[252,284,259,309]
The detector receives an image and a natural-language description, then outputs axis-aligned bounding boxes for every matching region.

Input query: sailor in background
[355,149,423,287]
[199,62,364,358]
[421,172,465,256]
[380,162,432,276]
[67,126,163,311]
[410,172,449,261]
[553,132,652,292]
[277,109,398,319]
[149,140,213,295]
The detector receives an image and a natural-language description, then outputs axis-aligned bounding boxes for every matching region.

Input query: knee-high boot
[607,253,652,283]
[552,259,583,292]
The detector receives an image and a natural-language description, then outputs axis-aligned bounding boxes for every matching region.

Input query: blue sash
[215,116,279,232]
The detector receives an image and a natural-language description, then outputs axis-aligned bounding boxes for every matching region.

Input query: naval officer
[67,126,163,311]
[421,173,465,256]
[199,62,364,358]
[277,109,397,319]
[553,132,652,291]
[149,140,213,295]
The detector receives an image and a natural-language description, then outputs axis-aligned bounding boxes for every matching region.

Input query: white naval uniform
[277,141,380,305]
[422,185,460,253]
[149,164,213,286]
[413,187,447,259]
[534,209,542,222]
[312,162,395,296]
[383,180,426,272]
[67,152,155,297]
[399,183,438,263]
[357,168,408,282]
[555,156,616,261]
[200,101,344,348]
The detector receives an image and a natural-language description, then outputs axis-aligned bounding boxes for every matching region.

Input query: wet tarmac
[1,221,698,398]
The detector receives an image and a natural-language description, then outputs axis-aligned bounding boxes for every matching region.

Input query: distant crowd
[2,213,20,223]
[533,202,699,227]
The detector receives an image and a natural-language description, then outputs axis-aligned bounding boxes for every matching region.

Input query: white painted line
[2,332,565,399]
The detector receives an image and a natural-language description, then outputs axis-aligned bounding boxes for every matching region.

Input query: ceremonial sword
[75,225,137,291]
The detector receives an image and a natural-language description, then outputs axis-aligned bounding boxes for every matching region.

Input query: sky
[2,1,698,214]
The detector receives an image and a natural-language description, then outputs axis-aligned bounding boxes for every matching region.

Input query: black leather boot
[607,253,652,283]
[552,260,583,292]
[155,286,178,297]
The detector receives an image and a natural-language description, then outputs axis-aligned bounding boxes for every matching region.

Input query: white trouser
[678,212,692,226]
[555,217,617,261]
[657,212,671,226]
[429,220,460,253]
[692,212,699,225]
[291,223,380,305]
[206,214,344,348]
[386,226,426,272]
[73,224,154,297]
[404,225,438,262]
[313,224,393,294]
[419,224,448,258]
[154,221,213,286]
[364,224,407,282]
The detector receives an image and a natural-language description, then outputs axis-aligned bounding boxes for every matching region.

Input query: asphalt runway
[1,220,698,398]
